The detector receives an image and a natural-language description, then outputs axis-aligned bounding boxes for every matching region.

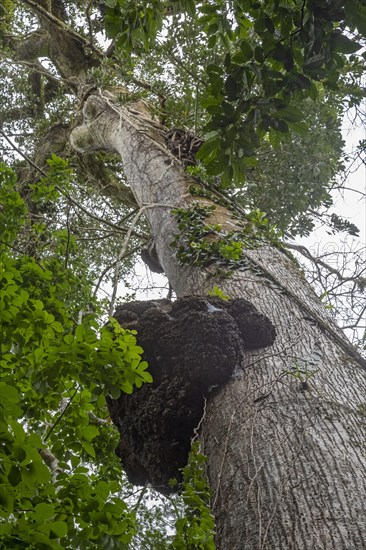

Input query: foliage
[105,0,365,187]
[0,163,152,548]
[1,1,363,240]
[236,95,347,236]
[172,442,216,550]
[99,0,365,238]
[171,203,280,269]
[207,286,230,301]
[0,160,220,548]
[0,0,365,547]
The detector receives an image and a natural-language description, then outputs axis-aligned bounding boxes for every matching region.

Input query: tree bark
[70,92,366,549]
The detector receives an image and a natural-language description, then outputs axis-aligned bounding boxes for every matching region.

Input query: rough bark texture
[202,271,366,550]
[71,93,366,549]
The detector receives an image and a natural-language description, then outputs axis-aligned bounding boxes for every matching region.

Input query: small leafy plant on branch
[171,203,281,270]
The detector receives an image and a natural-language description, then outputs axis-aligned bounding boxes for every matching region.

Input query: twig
[133,486,148,512]
[92,250,135,298]
[0,129,147,238]
[0,240,46,269]
[284,241,365,283]
[85,0,94,43]
[44,387,79,441]
[0,129,47,176]
[108,202,176,315]
[119,69,167,102]
[61,189,146,238]
[0,56,64,88]
[341,304,366,330]
[156,38,207,86]
[64,203,71,269]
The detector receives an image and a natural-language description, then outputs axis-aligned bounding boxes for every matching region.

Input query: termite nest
[107,296,276,493]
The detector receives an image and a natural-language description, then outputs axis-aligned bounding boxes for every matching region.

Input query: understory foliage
[0,163,214,548]
[0,0,365,548]
[1,163,140,548]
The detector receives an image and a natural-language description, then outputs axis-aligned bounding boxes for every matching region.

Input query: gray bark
[71,93,366,549]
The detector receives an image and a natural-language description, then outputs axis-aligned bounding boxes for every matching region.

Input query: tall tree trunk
[71,93,366,549]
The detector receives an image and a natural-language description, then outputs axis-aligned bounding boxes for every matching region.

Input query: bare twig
[108,202,176,315]
[85,0,94,43]
[285,241,365,284]
[156,38,207,86]
[44,387,79,441]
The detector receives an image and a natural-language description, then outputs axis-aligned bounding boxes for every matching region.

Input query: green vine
[172,442,216,549]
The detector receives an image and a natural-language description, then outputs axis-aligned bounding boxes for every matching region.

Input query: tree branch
[21,0,104,59]
[108,203,175,315]
[39,448,62,482]
[0,129,146,239]
[284,241,366,285]
[0,129,47,176]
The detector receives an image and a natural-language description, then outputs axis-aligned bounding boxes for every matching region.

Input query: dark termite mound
[107,296,276,493]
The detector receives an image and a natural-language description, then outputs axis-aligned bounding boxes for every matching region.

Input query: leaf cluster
[171,203,280,271]
[171,442,216,549]
[105,0,365,184]
[101,0,365,239]
[0,163,153,548]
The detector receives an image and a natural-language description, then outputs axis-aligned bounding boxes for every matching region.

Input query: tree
[1,1,366,548]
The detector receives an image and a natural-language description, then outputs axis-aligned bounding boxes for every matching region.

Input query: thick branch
[21,0,103,58]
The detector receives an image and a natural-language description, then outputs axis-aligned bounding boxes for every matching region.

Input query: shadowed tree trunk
[71,93,366,549]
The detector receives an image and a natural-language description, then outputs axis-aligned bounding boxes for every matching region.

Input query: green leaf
[0,383,22,418]
[96,480,110,501]
[28,460,52,483]
[239,39,253,61]
[8,465,21,487]
[205,64,223,75]
[81,425,99,441]
[330,32,362,54]
[34,502,55,521]
[75,324,86,340]
[12,444,27,462]
[50,321,64,333]
[49,521,68,538]
[276,106,304,123]
[0,484,14,512]
[140,371,153,383]
[82,441,96,458]
[254,46,264,63]
[291,121,309,135]
[196,136,221,161]
[63,334,74,345]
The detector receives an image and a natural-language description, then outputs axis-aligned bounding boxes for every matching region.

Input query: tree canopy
[0,1,365,547]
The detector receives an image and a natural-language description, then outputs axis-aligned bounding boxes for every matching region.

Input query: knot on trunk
[107,296,276,493]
